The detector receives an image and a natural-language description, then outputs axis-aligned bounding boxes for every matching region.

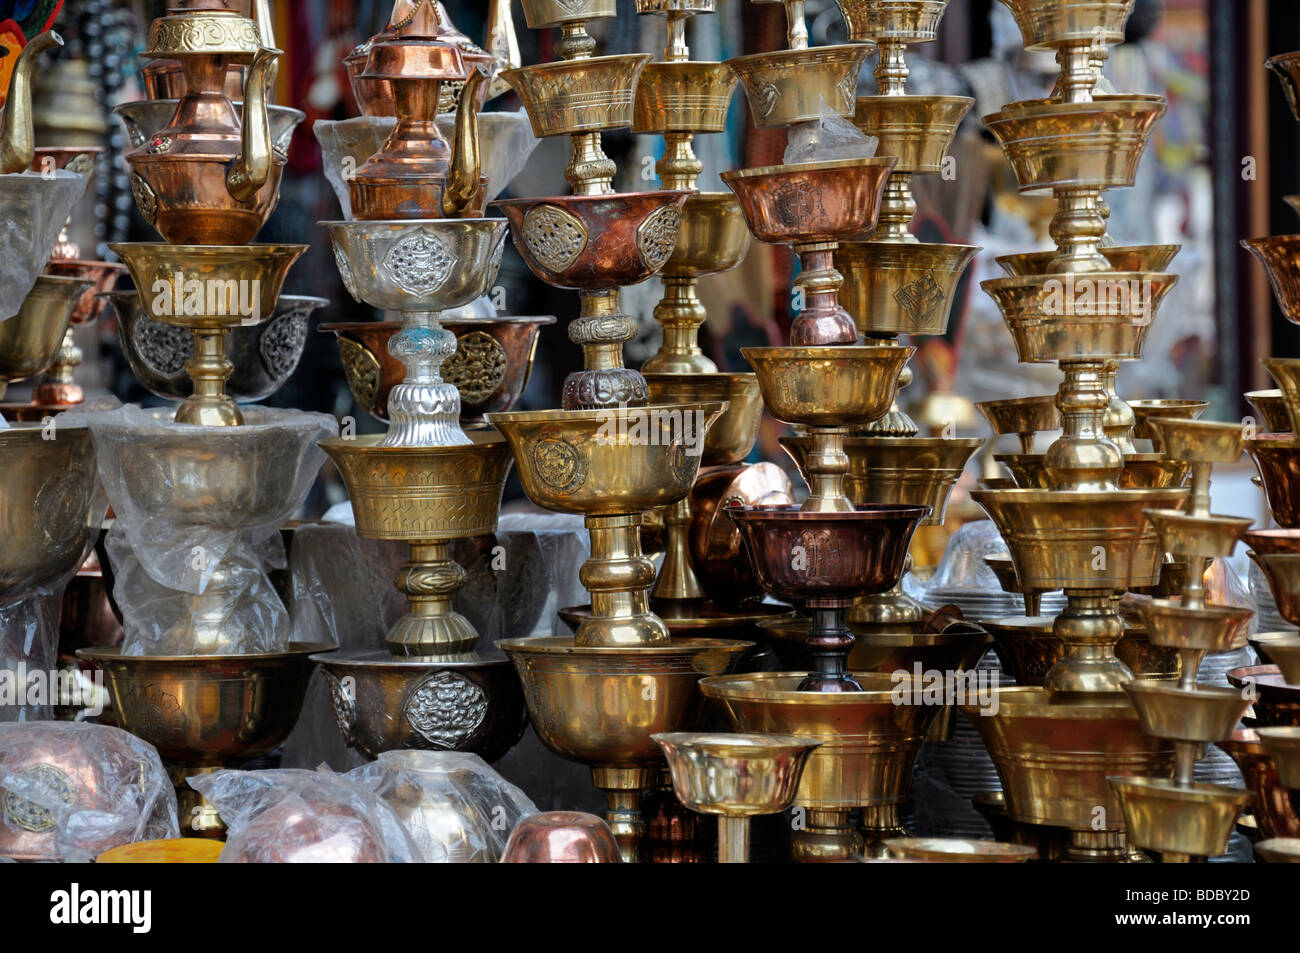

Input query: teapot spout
[226,47,280,203]
[0,31,64,174]
[441,67,488,218]
[484,0,520,100]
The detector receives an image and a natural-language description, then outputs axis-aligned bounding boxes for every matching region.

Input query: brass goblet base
[982,615,1181,686]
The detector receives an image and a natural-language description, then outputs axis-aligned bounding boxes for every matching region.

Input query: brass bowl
[742,345,913,428]
[1256,838,1300,862]
[1124,680,1253,744]
[982,272,1176,363]
[0,423,101,603]
[503,54,650,137]
[721,158,897,245]
[1250,552,1300,629]
[883,837,1036,863]
[493,191,690,289]
[1138,600,1253,654]
[313,650,528,763]
[726,504,930,604]
[1265,358,1300,433]
[838,0,947,42]
[836,240,979,337]
[996,244,1181,278]
[322,218,507,313]
[108,291,326,403]
[691,462,795,610]
[1246,434,1300,528]
[761,615,991,675]
[0,275,92,381]
[108,243,307,329]
[1246,530,1300,555]
[321,316,554,426]
[652,732,820,816]
[1267,52,1300,121]
[1245,237,1300,323]
[1128,398,1211,442]
[971,488,1188,591]
[1252,634,1300,685]
[487,404,723,516]
[983,96,1166,192]
[661,191,750,278]
[500,811,623,863]
[959,687,1174,831]
[850,95,971,174]
[977,394,1060,437]
[994,452,1189,490]
[43,260,128,325]
[699,672,944,812]
[784,434,984,526]
[1246,390,1292,434]
[1227,665,1300,727]
[1147,417,1245,464]
[999,0,1132,49]
[1109,777,1252,859]
[320,433,512,540]
[728,46,871,128]
[1143,510,1249,561]
[1219,729,1300,840]
[644,372,762,466]
[983,615,1180,686]
[521,0,619,26]
[114,100,304,155]
[559,601,794,643]
[497,636,752,766]
[633,61,738,134]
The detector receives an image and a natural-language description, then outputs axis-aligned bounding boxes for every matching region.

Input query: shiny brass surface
[1147,416,1245,465]
[837,241,979,336]
[742,346,912,427]
[42,260,128,327]
[837,0,947,43]
[1246,390,1292,433]
[0,31,64,174]
[1219,729,1300,839]
[999,0,1132,51]
[960,687,1174,832]
[983,95,1165,193]
[1256,838,1300,862]
[0,424,101,604]
[993,453,1189,490]
[977,395,1060,453]
[883,837,1037,863]
[691,462,795,609]
[983,615,1180,686]
[996,244,1181,278]
[321,316,553,426]
[77,643,328,837]
[1252,633,1300,685]
[1109,777,1252,860]
[850,95,971,175]
[312,649,527,761]
[1128,398,1210,442]
[560,601,793,642]
[0,276,92,383]
[1143,511,1249,561]
[321,434,513,656]
[500,811,623,863]
[1137,600,1253,654]
[632,61,738,134]
[761,614,991,680]
[644,373,762,466]
[1267,51,1300,120]
[1258,726,1300,788]
[728,46,871,129]
[1249,552,1300,629]
[1244,236,1300,323]
[1123,681,1252,744]
[505,54,649,138]
[1246,434,1300,528]
[1245,530,1300,555]
[784,434,983,526]
[1265,357,1300,434]
[701,671,945,860]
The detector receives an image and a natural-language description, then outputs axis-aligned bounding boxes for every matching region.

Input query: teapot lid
[147,8,261,62]
[361,0,473,83]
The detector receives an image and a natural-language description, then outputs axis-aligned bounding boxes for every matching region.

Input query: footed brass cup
[0,275,93,386]
[728,46,870,129]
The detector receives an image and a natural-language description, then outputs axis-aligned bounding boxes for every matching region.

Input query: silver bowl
[104,291,327,402]
[322,218,509,313]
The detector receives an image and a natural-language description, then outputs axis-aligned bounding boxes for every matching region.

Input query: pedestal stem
[1045,589,1131,695]
[643,276,716,374]
[652,497,706,601]
[1045,360,1123,492]
[1048,188,1110,273]
[578,514,670,646]
[593,765,656,864]
[1100,360,1136,453]
[563,290,649,409]
[386,540,478,657]
[874,39,909,96]
[791,242,856,345]
[1054,43,1100,105]
[873,173,918,243]
[177,326,241,426]
[800,426,853,513]
[798,604,862,692]
[862,336,919,437]
[718,815,749,863]
[380,310,469,448]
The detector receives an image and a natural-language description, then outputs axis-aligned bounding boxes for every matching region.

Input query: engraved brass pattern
[337,337,380,414]
[522,205,588,273]
[443,330,508,404]
[2,764,76,833]
[321,669,356,743]
[403,671,489,749]
[130,173,158,226]
[636,204,682,272]
[532,436,589,493]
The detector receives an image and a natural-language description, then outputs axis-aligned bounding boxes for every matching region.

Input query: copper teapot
[125,6,281,245]
[348,0,489,220]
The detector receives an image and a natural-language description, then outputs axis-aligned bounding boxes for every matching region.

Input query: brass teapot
[0,31,66,174]
[348,0,489,220]
[125,6,282,245]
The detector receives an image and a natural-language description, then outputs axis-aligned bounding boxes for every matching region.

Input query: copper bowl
[321,316,554,425]
[720,158,897,246]
[493,191,689,289]
[1228,665,1300,727]
[221,799,391,863]
[500,811,623,863]
[726,504,930,605]
[690,463,794,610]
[1245,530,1300,556]
[1218,729,1300,840]
[1247,435,1300,528]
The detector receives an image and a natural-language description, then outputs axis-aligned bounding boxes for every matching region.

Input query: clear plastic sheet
[783,108,878,166]
[344,750,537,862]
[0,722,178,862]
[313,111,539,219]
[189,767,421,863]
[0,170,87,320]
[67,405,337,655]
[0,591,61,722]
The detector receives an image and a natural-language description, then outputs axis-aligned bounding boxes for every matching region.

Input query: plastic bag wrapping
[189,767,421,862]
[783,108,878,166]
[278,517,590,771]
[314,111,538,219]
[66,405,337,654]
[0,722,178,862]
[0,170,87,320]
[0,591,61,722]
[344,751,537,862]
